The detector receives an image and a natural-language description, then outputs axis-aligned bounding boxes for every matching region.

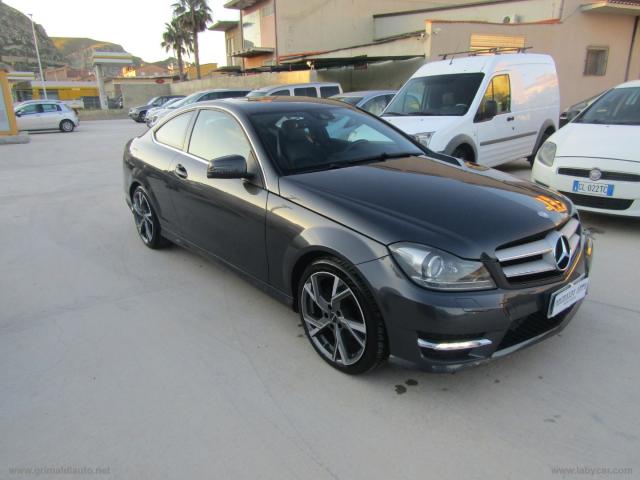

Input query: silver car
[330,90,397,116]
[14,100,79,132]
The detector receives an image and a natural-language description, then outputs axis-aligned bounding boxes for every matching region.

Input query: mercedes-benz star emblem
[554,235,571,271]
[589,168,602,181]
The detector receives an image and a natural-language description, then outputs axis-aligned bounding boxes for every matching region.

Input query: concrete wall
[274,0,478,57]
[169,70,314,96]
[374,0,559,39]
[120,84,171,109]
[317,57,426,91]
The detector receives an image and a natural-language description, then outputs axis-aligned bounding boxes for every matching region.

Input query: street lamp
[28,13,47,100]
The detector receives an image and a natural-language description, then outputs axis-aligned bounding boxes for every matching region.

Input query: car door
[169,108,269,282]
[15,103,42,130]
[146,110,197,234]
[475,74,517,166]
[40,103,63,129]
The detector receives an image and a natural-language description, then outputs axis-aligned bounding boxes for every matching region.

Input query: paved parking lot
[1,120,638,479]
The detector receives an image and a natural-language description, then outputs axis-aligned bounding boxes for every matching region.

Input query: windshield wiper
[382,112,406,116]
[325,152,422,170]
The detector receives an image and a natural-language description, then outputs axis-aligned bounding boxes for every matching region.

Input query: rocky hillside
[0,1,172,76]
[0,0,64,71]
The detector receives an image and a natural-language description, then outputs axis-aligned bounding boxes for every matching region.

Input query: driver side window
[18,104,40,115]
[188,109,253,162]
[478,74,511,118]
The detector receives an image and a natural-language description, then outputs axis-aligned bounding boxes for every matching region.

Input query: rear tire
[131,187,169,249]
[60,119,75,132]
[298,256,388,375]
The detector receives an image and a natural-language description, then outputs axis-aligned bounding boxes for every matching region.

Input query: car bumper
[532,157,640,217]
[357,244,591,373]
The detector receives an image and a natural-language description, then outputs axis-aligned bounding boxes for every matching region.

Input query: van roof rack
[439,46,532,60]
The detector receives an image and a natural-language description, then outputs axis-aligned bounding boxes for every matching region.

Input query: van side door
[474,74,518,166]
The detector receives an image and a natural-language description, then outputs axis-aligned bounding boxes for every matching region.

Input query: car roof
[250,82,341,92]
[615,79,640,89]
[185,96,355,115]
[411,53,554,78]
[334,90,396,97]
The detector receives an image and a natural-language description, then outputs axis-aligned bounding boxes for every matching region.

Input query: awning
[582,0,640,15]
[231,47,275,58]
[223,0,261,10]
[280,55,424,69]
[209,20,239,32]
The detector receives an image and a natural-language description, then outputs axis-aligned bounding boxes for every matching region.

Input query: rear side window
[42,103,60,113]
[217,91,249,99]
[155,111,194,150]
[320,86,340,98]
[293,87,318,98]
[272,90,290,96]
[479,74,511,117]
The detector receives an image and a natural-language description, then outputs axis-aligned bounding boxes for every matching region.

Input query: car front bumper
[532,157,640,217]
[357,244,591,372]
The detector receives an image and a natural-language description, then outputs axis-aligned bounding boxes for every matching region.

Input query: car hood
[381,115,460,135]
[279,157,573,259]
[554,123,640,162]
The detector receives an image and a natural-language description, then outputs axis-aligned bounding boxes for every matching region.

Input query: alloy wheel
[301,271,367,366]
[132,190,154,244]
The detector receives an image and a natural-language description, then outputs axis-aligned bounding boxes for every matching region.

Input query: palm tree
[161,18,192,80]
[172,0,212,80]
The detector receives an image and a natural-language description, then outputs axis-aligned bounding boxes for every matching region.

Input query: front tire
[298,257,388,374]
[131,187,167,249]
[60,119,75,132]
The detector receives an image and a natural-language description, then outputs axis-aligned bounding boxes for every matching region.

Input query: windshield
[249,105,423,175]
[332,96,363,106]
[575,87,640,126]
[248,91,269,98]
[384,73,484,117]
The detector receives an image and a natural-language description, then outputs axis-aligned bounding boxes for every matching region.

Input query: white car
[382,53,560,167]
[532,80,640,217]
[14,100,79,132]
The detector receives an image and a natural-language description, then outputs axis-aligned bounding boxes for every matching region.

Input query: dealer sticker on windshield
[548,277,589,318]
[572,180,614,197]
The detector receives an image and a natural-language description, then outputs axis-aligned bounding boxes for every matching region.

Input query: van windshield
[383,73,484,117]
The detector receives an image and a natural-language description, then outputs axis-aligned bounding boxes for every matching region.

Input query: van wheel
[452,145,474,162]
[60,119,75,132]
[528,129,554,166]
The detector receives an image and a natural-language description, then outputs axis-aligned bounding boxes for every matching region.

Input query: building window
[584,47,608,76]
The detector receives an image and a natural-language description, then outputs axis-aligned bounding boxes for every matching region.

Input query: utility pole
[28,13,47,100]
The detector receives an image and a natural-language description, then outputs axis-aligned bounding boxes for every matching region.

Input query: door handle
[174,164,188,179]
[506,116,515,122]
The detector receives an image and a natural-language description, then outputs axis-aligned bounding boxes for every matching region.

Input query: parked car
[123,97,592,374]
[559,92,603,128]
[145,89,250,127]
[330,90,396,116]
[128,95,184,123]
[14,100,79,132]
[532,80,640,217]
[382,53,560,167]
[247,82,342,99]
[145,96,185,125]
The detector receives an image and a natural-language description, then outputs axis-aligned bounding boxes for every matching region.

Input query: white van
[382,53,559,167]
[247,82,342,99]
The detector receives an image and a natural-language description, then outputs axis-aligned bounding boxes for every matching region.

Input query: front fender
[266,193,388,297]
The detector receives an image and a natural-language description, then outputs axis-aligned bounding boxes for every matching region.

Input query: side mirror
[15,111,22,117]
[207,154,250,179]
[483,100,498,120]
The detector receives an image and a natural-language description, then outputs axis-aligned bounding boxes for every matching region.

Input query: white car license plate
[548,277,589,318]
[572,180,614,197]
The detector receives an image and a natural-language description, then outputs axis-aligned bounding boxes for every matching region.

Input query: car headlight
[414,132,435,147]
[389,242,496,291]
[536,141,556,167]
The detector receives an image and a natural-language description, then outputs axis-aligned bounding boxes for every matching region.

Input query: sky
[5,0,239,66]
